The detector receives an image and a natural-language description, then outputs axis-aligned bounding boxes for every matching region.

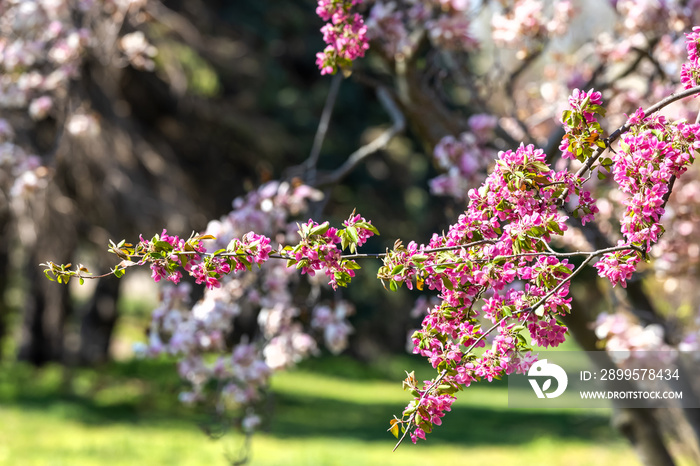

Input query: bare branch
[317,87,406,185]
[303,73,344,182]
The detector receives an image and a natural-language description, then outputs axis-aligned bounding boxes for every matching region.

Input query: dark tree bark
[564,283,677,466]
[78,278,121,365]
[17,185,79,365]
[0,213,12,359]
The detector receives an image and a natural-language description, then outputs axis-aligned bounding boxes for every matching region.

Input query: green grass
[0,354,644,466]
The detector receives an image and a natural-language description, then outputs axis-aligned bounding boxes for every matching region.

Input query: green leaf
[344,260,361,270]
[345,226,359,244]
[356,222,380,235]
[512,239,521,255]
[547,219,564,235]
[340,235,351,251]
[438,384,458,394]
[534,305,546,317]
[309,221,330,237]
[441,275,454,290]
[530,161,551,173]
[391,264,405,275]
[154,240,173,250]
[561,110,572,123]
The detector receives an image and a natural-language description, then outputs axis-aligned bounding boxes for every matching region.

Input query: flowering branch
[558,84,700,204]
[317,87,406,185]
[35,15,700,455]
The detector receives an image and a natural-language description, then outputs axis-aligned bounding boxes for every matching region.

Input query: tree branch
[317,87,406,185]
[303,73,344,183]
[557,84,700,204]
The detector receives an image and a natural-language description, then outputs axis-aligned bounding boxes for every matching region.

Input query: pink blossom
[315,0,368,74]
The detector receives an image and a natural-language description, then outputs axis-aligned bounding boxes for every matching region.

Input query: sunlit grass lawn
[0,352,644,466]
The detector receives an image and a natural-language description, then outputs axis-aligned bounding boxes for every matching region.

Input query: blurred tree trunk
[565,285,677,466]
[78,278,121,365]
[0,216,10,359]
[17,185,78,365]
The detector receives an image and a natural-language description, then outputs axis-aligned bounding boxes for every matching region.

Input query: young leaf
[388,419,400,439]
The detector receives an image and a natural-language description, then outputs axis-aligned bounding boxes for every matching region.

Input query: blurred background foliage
[2,0,447,366]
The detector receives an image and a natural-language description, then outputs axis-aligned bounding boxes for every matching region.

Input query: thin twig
[304,73,344,182]
[317,87,406,185]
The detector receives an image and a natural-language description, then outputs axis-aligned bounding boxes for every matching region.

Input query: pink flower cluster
[429,114,498,200]
[408,390,455,444]
[226,232,273,269]
[138,182,364,431]
[492,0,573,47]
[595,111,700,287]
[343,213,374,246]
[365,2,409,57]
[141,229,197,285]
[560,88,606,161]
[574,190,599,226]
[386,144,585,442]
[366,1,480,59]
[311,302,355,354]
[426,13,479,51]
[681,26,700,90]
[316,0,369,75]
[594,312,670,354]
[593,244,638,288]
[294,220,345,277]
[0,0,101,199]
[137,229,271,291]
[290,214,376,289]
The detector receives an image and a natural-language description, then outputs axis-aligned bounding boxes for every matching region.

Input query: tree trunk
[17,183,78,365]
[564,275,676,466]
[78,278,121,365]
[0,219,10,359]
